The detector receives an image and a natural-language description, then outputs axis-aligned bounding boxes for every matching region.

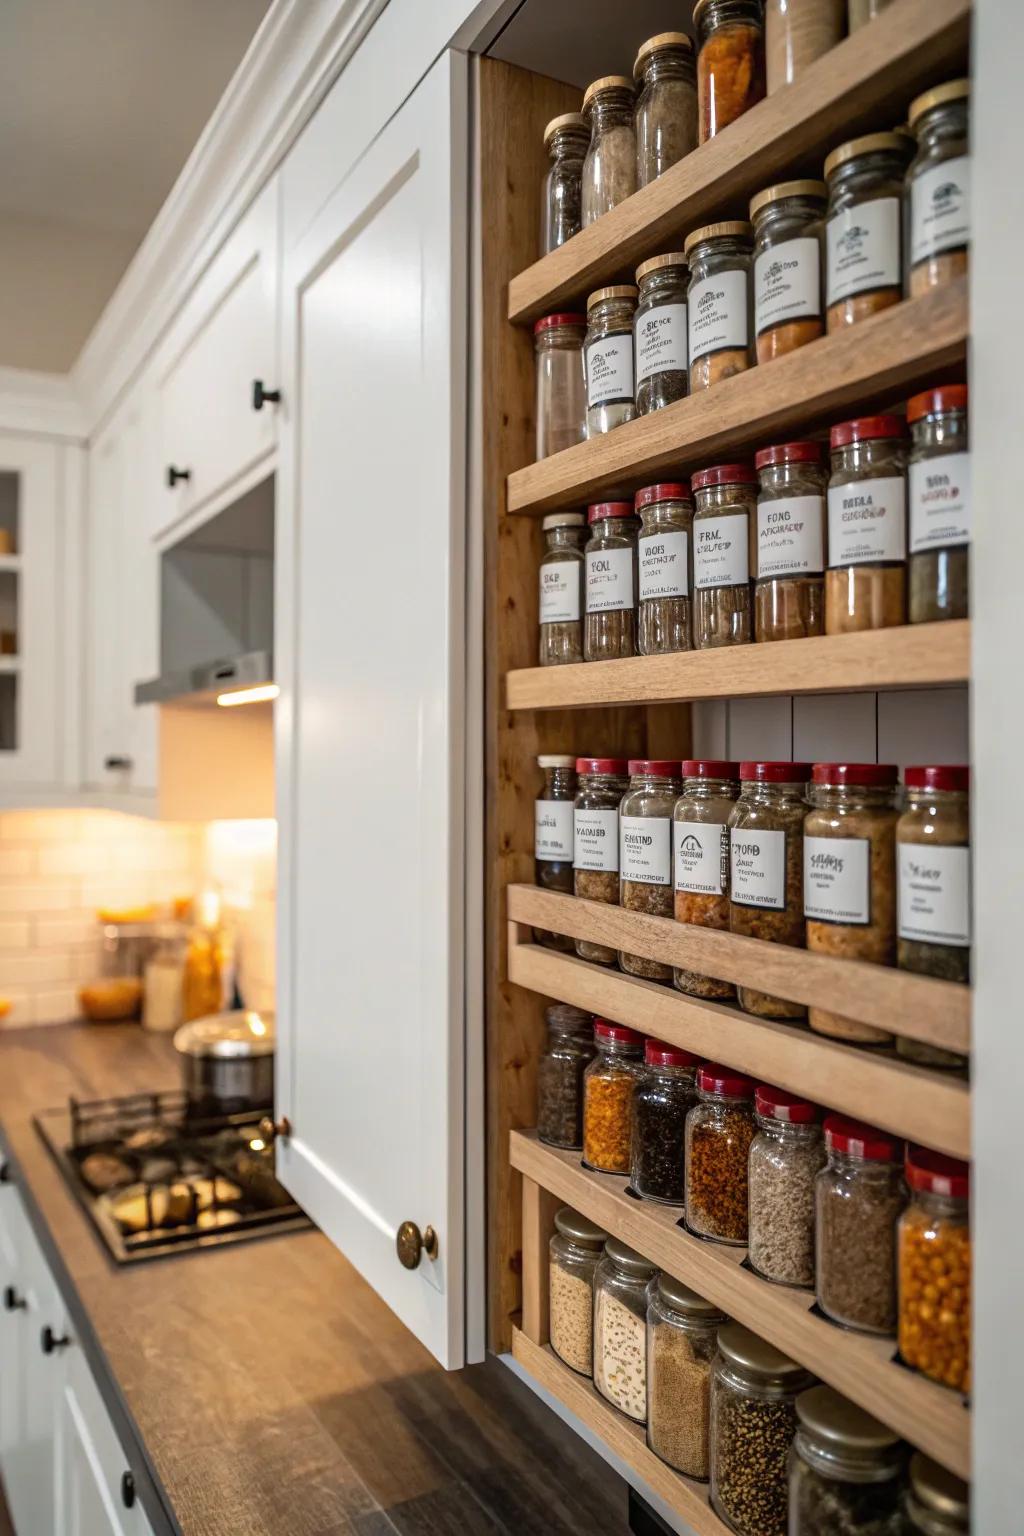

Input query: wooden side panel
[520,1176,561,1348]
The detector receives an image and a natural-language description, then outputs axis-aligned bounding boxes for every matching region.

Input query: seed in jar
[647,1324,716,1478]
[712,1390,797,1536]
[549,1262,595,1375]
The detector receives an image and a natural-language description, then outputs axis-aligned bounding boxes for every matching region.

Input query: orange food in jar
[582,1020,643,1173]
[898,1149,970,1394]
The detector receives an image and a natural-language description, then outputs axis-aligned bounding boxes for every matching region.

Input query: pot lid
[174,1009,276,1059]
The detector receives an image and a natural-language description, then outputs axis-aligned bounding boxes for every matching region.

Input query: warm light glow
[197,889,222,930]
[216,684,280,707]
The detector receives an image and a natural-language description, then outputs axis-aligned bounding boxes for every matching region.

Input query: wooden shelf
[506,619,969,711]
[507,921,969,1158]
[511,1132,970,1480]
[507,0,970,325]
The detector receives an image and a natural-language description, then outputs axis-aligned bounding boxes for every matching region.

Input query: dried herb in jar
[574,757,628,966]
[629,1040,699,1205]
[618,760,682,980]
[673,759,740,999]
[538,510,586,667]
[582,1021,643,1173]
[634,253,689,416]
[584,501,638,661]
[685,1065,756,1244]
[729,762,810,1021]
[816,1117,906,1335]
[907,385,970,625]
[537,1004,596,1150]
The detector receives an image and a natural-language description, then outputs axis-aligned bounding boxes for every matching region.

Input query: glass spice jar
[685,222,753,392]
[584,501,638,660]
[804,762,899,1045]
[685,1064,757,1244]
[574,757,629,966]
[765,0,844,94]
[710,1324,815,1536]
[754,441,826,641]
[906,80,970,299]
[581,76,637,227]
[619,760,682,980]
[789,1385,906,1536]
[541,113,589,256]
[729,762,811,1022]
[898,1149,970,1395]
[584,286,637,435]
[694,0,766,145]
[907,385,970,624]
[634,33,698,188]
[646,1275,727,1480]
[692,464,756,649]
[629,1039,700,1205]
[592,1238,657,1421]
[549,1206,608,1376]
[750,179,826,363]
[825,133,910,331]
[537,1004,596,1150]
[634,254,689,415]
[636,482,693,655]
[815,1116,906,1335]
[582,1020,644,1174]
[673,759,740,1000]
[538,511,586,667]
[905,1453,970,1535]
[534,313,587,462]
[826,415,909,633]
[748,1087,825,1289]
[534,754,576,951]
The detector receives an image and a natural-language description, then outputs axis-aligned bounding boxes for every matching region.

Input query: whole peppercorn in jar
[537,1003,596,1150]
[634,33,698,188]
[629,1039,700,1205]
[673,759,740,1000]
[574,757,629,966]
[748,1087,825,1288]
[816,1116,906,1335]
[826,415,909,634]
[540,113,589,256]
[694,0,766,145]
[549,1206,608,1376]
[592,1238,657,1421]
[685,222,753,392]
[905,1453,970,1535]
[646,1275,727,1481]
[825,133,911,330]
[634,253,689,415]
[804,762,900,1046]
[582,1020,644,1174]
[534,755,576,950]
[907,385,970,624]
[750,180,827,363]
[581,77,637,227]
[898,1149,970,1395]
[788,1385,906,1536]
[534,313,587,462]
[692,464,756,649]
[636,482,693,655]
[906,80,970,299]
[685,1064,757,1244]
[584,501,638,661]
[729,762,811,1022]
[619,760,682,980]
[754,441,826,641]
[584,286,637,435]
[538,511,586,667]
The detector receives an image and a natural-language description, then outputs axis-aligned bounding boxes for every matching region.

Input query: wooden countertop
[0,1024,625,1536]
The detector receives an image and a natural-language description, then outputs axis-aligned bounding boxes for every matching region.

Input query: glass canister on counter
[826,415,908,633]
[629,1039,700,1205]
[803,762,900,1046]
[634,254,689,415]
[538,511,585,667]
[728,762,810,1022]
[907,385,970,624]
[636,482,693,655]
[583,1020,644,1174]
[549,1206,608,1376]
[710,1324,815,1536]
[540,113,589,255]
[537,1004,596,1149]
[584,287,637,435]
[754,441,826,641]
[647,1275,727,1481]
[816,1116,906,1335]
[534,313,586,461]
[618,760,682,980]
[907,80,970,299]
[581,76,637,227]
[692,464,755,649]
[905,1453,970,1535]
[574,757,629,966]
[584,501,637,660]
[673,759,740,1000]
[685,222,753,392]
[898,1149,970,1395]
[748,1087,825,1289]
[634,33,698,188]
[694,0,766,145]
[685,1064,756,1244]
[750,180,826,363]
[825,133,910,330]
[592,1238,657,1421]
[788,1385,906,1536]
[765,0,844,94]
[534,755,576,950]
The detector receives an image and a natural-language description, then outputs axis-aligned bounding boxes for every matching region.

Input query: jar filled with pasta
[541,113,589,255]
[685,1064,756,1244]
[534,312,587,461]
[729,762,810,1021]
[750,180,826,363]
[574,757,629,966]
[673,759,740,1000]
[583,1020,644,1174]
[685,222,753,393]
[825,133,910,330]
[538,511,585,667]
[593,1239,657,1421]
[549,1206,608,1375]
[619,760,682,980]
[898,1149,970,1395]
[816,1116,906,1335]
[636,482,693,655]
[907,385,969,624]
[692,464,756,649]
[581,77,637,227]
[584,286,637,435]
[694,0,766,145]
[826,415,908,633]
[584,501,638,660]
[907,80,970,299]
[634,253,689,415]
[534,755,576,950]
[634,33,698,188]
[754,441,826,641]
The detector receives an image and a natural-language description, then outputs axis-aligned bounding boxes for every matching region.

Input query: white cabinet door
[2,1194,63,1536]
[275,52,470,1368]
[0,438,59,787]
[0,1179,25,1475]
[54,1344,155,1536]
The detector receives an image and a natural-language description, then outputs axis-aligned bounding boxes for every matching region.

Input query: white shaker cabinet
[53,1341,155,1536]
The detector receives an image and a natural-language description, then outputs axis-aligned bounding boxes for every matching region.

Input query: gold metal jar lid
[718,1323,811,1382]
[582,75,635,112]
[587,284,638,309]
[824,131,913,178]
[749,179,827,219]
[908,77,970,129]
[634,30,694,74]
[683,220,752,255]
[908,1453,970,1522]
[543,112,587,147]
[636,251,688,282]
[796,1386,901,1455]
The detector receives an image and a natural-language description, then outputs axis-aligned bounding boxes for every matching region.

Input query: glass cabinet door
[0,438,59,786]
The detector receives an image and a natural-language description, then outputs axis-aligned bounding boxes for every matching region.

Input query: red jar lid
[534,312,586,334]
[645,1039,701,1068]
[635,481,691,509]
[682,759,740,779]
[830,415,907,449]
[576,757,629,775]
[739,761,812,783]
[593,1020,642,1045]
[811,762,899,786]
[907,384,968,423]
[698,1063,755,1098]
[628,759,679,777]
[754,441,822,470]
[588,501,635,523]
[904,765,970,792]
[906,1147,970,1198]
[691,464,757,490]
[824,1114,900,1161]
[755,1086,820,1124]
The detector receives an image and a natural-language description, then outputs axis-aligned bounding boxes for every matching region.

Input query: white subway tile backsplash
[37,843,114,877]
[0,920,31,949]
[33,987,82,1026]
[0,848,36,877]
[0,884,78,913]
[0,953,72,987]
[32,916,97,948]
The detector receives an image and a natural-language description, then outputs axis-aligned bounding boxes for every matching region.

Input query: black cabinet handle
[3,1286,25,1312]
[166,465,191,488]
[252,379,281,411]
[121,1471,136,1510]
[104,755,133,771]
[40,1325,70,1355]
[0,1162,9,1184]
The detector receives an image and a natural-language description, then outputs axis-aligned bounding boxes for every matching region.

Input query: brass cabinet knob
[258,1116,292,1142]
[396,1221,439,1269]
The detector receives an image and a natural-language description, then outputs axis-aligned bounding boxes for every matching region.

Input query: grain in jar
[907,385,970,623]
[825,133,910,330]
[534,313,587,461]
[634,33,698,188]
[537,1004,596,1150]
[619,760,682,980]
[905,1453,970,1535]
[629,1039,699,1205]
[592,1239,657,1421]
[673,759,740,999]
[754,441,826,641]
[692,464,755,649]
[581,77,637,227]
[729,762,811,1021]
[541,113,589,255]
[685,1064,756,1244]
[574,757,629,966]
[646,1275,727,1480]
[789,1385,906,1536]
[816,1116,906,1335]
[826,415,908,633]
[748,1087,825,1288]
[538,511,585,666]
[582,1020,644,1173]
[804,762,899,1045]
[584,501,638,660]
[534,755,576,951]
[549,1206,608,1375]
[694,0,766,145]
[750,180,826,363]
[685,222,753,392]
[636,482,692,655]
[634,254,689,415]
[906,80,970,299]
[766,0,844,93]
[584,286,637,435]
[898,1149,970,1394]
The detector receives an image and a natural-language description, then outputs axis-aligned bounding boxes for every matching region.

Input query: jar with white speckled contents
[593,1238,657,1422]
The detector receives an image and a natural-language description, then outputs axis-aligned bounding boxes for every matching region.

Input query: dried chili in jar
[694,0,766,145]
[582,1020,644,1174]
[898,1148,970,1395]
[685,1063,756,1244]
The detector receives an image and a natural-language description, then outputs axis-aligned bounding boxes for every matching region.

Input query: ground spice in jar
[629,1040,700,1205]
[584,286,637,435]
[583,1021,643,1173]
[574,757,629,966]
[685,222,753,393]
[618,761,681,980]
[750,180,826,364]
[692,464,756,650]
[674,759,740,999]
[898,1150,970,1395]
[896,765,971,1004]
[634,254,689,416]
[549,1206,608,1375]
[748,1087,825,1288]
[581,77,637,227]
[646,1275,726,1480]
[729,762,810,1022]
[826,415,908,634]
[816,1117,906,1335]
[538,510,586,667]
[907,385,970,624]
[695,0,766,145]
[535,755,576,950]
[537,1004,596,1149]
[593,1239,657,1421]
[584,501,638,661]
[825,133,910,331]
[634,33,698,187]
[754,441,826,642]
[906,81,970,299]
[636,482,693,655]
[685,1064,756,1244]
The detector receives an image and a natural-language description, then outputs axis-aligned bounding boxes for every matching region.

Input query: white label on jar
[635,303,688,384]
[688,269,748,358]
[757,495,825,579]
[539,560,580,623]
[693,511,749,589]
[674,821,727,896]
[638,531,689,601]
[911,155,970,264]
[730,827,786,911]
[535,799,573,862]
[898,844,971,946]
[585,334,635,407]
[574,807,619,872]
[754,237,821,336]
[909,452,971,553]
[620,816,671,886]
[586,546,634,613]
[827,476,906,566]
[826,198,901,305]
[804,836,870,925]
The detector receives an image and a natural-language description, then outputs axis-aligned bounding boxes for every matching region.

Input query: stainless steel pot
[173,1010,275,1116]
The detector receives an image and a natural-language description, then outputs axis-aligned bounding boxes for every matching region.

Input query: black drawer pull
[3,1285,25,1312]
[252,379,281,411]
[41,1325,70,1355]
[121,1471,136,1509]
[166,465,191,488]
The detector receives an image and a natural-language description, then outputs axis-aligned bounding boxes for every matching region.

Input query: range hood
[134,648,274,707]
